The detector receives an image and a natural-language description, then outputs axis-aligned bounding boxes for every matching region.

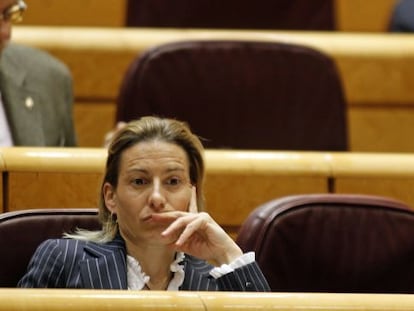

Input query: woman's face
[104,140,193,245]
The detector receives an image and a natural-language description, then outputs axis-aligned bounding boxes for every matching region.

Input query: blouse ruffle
[127,252,185,290]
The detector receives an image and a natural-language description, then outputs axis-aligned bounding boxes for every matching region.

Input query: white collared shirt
[127,252,186,290]
[127,252,255,290]
[0,92,13,146]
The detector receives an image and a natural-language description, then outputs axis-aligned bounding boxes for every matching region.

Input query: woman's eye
[133,178,146,185]
[167,177,181,186]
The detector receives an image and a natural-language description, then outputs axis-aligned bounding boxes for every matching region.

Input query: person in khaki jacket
[0,0,76,146]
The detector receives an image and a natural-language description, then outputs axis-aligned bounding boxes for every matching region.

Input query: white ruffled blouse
[126,252,255,290]
[127,252,185,290]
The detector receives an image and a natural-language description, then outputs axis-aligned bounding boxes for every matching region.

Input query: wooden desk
[1,289,414,311]
[5,148,414,235]
[0,148,330,237]
[335,0,397,32]
[204,150,330,235]
[20,0,397,32]
[330,152,414,207]
[21,0,127,27]
[12,27,414,152]
[0,147,106,213]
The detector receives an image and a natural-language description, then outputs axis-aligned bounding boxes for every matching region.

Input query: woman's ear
[103,182,117,214]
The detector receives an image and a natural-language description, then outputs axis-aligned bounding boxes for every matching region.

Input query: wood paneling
[0,147,105,212]
[204,151,330,236]
[335,0,397,31]
[21,0,397,32]
[4,148,414,235]
[1,289,414,311]
[0,148,331,237]
[21,0,127,27]
[349,106,414,152]
[13,27,414,151]
[330,152,414,207]
[74,102,116,147]
[7,172,103,211]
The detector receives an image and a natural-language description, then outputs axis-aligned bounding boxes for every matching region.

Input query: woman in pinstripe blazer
[18,116,270,291]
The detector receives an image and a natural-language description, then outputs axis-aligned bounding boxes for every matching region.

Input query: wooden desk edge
[1,289,414,311]
[3,148,414,177]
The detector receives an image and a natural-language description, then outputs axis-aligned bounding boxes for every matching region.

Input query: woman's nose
[148,180,166,211]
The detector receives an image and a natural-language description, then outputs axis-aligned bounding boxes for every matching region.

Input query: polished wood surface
[74,101,116,148]
[335,0,397,31]
[0,289,203,311]
[4,148,414,237]
[14,27,414,101]
[0,148,330,237]
[20,0,397,32]
[12,27,414,151]
[348,107,414,153]
[331,152,414,206]
[1,289,414,311]
[330,152,414,176]
[0,147,106,172]
[0,147,105,213]
[21,0,127,27]
[204,151,329,235]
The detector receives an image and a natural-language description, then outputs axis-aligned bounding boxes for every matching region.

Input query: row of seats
[125,0,336,30]
[14,2,408,152]
[6,0,414,297]
[116,40,347,150]
[2,147,414,238]
[20,0,398,32]
[13,27,414,152]
[237,193,414,292]
[2,193,414,292]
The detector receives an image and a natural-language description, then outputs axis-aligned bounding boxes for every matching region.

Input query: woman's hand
[150,187,243,266]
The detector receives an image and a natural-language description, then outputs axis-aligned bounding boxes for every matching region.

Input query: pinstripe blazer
[17,235,270,291]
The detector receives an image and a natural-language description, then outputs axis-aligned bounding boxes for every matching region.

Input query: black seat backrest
[0,209,100,287]
[236,194,414,293]
[116,40,347,151]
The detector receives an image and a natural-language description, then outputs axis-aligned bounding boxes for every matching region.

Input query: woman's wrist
[214,245,243,266]
[209,252,256,279]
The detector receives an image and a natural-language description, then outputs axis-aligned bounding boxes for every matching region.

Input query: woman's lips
[141,215,153,222]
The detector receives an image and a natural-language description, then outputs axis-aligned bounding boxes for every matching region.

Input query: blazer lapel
[0,46,45,146]
[80,236,128,289]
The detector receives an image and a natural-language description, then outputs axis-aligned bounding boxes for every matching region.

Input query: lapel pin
[25,96,34,110]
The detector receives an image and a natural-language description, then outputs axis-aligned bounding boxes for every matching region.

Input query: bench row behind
[13,27,414,153]
[1,147,414,237]
[20,0,397,32]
